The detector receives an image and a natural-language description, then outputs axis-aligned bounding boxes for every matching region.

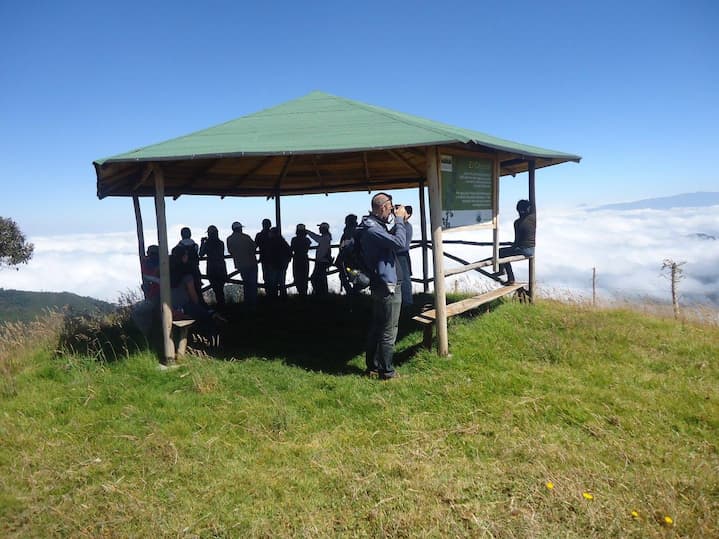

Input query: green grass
[1,298,718,537]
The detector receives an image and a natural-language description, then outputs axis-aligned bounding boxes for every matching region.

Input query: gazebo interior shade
[94,91,581,199]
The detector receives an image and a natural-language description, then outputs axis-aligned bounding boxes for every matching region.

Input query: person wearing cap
[497,200,536,285]
[361,192,408,380]
[306,222,333,296]
[290,223,311,296]
[227,221,258,306]
[199,225,228,306]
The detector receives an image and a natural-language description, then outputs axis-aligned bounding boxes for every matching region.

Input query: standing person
[340,214,358,243]
[394,205,413,306]
[361,192,408,380]
[339,214,358,295]
[199,225,228,306]
[307,222,333,296]
[176,227,203,303]
[226,222,258,306]
[255,218,272,296]
[290,224,311,296]
[265,227,292,299]
[498,200,536,284]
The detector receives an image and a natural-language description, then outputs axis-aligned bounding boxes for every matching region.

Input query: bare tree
[0,217,34,270]
[661,258,686,319]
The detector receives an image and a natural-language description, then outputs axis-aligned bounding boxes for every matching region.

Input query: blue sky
[1,0,717,237]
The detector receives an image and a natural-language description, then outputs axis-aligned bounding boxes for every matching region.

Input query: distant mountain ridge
[590,192,719,211]
[0,289,115,323]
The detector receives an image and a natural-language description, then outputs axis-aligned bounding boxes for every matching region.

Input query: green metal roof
[95,91,580,163]
[94,91,580,198]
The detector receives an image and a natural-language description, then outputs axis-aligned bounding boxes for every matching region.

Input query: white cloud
[3,206,718,307]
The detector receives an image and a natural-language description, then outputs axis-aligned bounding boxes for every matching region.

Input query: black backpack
[336,226,372,292]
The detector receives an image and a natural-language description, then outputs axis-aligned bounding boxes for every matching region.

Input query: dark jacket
[513,211,536,249]
[199,237,228,279]
[360,214,407,288]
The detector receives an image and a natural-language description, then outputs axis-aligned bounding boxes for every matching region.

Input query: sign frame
[439,153,499,232]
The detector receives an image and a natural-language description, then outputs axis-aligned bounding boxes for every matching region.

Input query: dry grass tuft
[0,310,64,395]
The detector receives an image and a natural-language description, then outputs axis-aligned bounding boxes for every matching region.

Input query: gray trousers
[366,284,402,375]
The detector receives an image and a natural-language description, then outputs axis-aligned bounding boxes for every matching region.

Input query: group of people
[140,216,392,310]
[139,193,535,381]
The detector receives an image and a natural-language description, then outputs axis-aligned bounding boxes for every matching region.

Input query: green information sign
[440,154,494,229]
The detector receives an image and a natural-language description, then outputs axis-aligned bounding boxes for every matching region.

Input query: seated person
[497,199,536,284]
[141,244,160,301]
[170,245,225,331]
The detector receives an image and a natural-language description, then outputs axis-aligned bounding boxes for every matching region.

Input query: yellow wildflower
[631,510,640,519]
[582,492,594,500]
[545,482,554,490]
[664,515,673,526]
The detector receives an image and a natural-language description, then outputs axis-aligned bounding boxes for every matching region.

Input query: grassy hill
[0,288,115,323]
[0,297,717,537]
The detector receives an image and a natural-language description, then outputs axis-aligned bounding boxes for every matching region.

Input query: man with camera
[360,192,409,380]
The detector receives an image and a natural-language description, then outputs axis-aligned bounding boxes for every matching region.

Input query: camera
[394,204,413,215]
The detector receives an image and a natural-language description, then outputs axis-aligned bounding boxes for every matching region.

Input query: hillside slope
[0,288,114,323]
[0,299,717,537]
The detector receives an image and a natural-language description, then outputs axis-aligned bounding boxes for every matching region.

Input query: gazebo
[94,91,580,362]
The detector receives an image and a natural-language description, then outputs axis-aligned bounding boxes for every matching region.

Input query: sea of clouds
[3,206,718,308]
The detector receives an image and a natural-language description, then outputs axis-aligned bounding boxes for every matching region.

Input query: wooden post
[528,159,536,302]
[492,158,500,272]
[592,267,597,307]
[426,147,449,356]
[132,195,146,287]
[274,191,282,232]
[153,165,175,364]
[419,180,429,293]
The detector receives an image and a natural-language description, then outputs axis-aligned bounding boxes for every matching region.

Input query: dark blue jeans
[366,284,402,376]
[499,246,534,282]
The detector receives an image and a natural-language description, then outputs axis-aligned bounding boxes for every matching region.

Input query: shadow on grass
[210,292,435,375]
[55,290,503,375]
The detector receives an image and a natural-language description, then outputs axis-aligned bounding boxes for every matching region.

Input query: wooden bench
[413,283,526,349]
[172,319,196,357]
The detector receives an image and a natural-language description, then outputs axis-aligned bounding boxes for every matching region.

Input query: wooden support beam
[233,156,275,187]
[419,180,429,292]
[153,165,175,364]
[275,155,294,191]
[363,152,371,190]
[132,164,155,191]
[387,149,424,177]
[426,146,449,356]
[492,158,500,273]
[275,191,282,232]
[132,195,145,288]
[312,155,327,194]
[528,159,536,302]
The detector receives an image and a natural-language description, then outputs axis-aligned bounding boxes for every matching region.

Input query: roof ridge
[326,93,468,142]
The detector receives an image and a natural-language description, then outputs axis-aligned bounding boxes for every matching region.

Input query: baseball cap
[317,222,330,229]
[231,221,243,230]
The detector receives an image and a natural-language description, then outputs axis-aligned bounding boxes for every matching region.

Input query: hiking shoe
[380,371,399,380]
[365,369,379,378]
